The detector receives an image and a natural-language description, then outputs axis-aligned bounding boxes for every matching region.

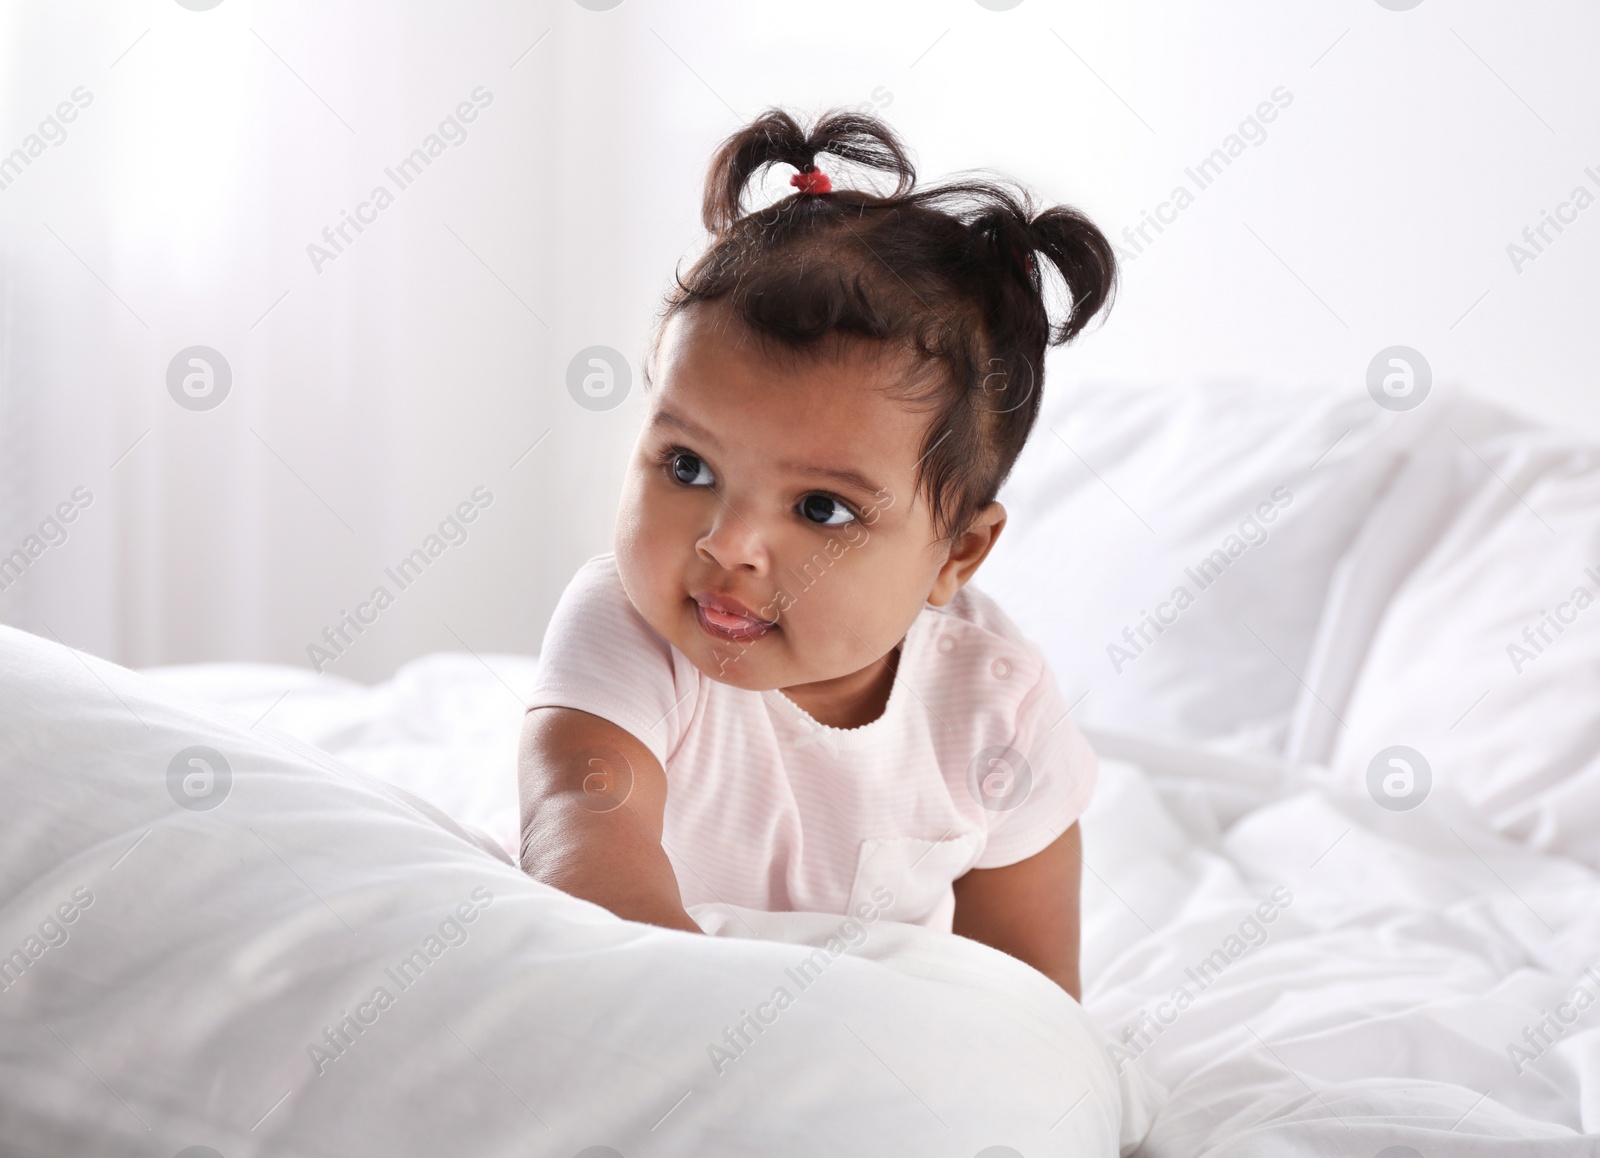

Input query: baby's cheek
[614,495,682,617]
[619,464,674,540]
[780,551,895,663]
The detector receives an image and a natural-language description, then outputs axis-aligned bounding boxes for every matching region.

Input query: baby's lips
[692,591,778,628]
[690,593,779,643]
[703,605,751,630]
[698,607,773,640]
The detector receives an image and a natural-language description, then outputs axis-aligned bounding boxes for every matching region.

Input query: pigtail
[700,107,917,236]
[967,194,1116,347]
[1025,204,1117,344]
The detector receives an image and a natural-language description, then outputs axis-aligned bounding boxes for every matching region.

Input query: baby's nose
[696,507,769,573]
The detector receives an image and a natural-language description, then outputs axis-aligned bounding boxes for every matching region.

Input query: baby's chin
[677,631,794,692]
[693,659,788,692]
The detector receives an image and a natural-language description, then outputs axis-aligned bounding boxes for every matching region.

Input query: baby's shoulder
[569,550,623,592]
[918,584,1048,687]
[543,551,672,659]
[556,552,640,615]
[927,582,1038,649]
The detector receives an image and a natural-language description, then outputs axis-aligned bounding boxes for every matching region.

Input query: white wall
[2,0,1596,680]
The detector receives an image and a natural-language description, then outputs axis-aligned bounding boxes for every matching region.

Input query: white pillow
[986,379,1421,754]
[0,624,1162,1155]
[1325,398,1600,868]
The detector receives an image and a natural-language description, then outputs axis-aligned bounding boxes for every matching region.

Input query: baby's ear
[927,503,1006,606]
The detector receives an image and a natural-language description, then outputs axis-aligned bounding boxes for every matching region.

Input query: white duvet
[0,625,1160,1157]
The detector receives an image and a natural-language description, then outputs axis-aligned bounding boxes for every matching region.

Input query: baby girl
[519,107,1115,1000]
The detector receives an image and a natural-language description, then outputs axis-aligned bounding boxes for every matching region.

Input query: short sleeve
[971,659,1098,869]
[524,554,700,765]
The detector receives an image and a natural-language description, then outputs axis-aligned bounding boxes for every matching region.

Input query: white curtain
[1,0,656,679]
[2,0,1594,680]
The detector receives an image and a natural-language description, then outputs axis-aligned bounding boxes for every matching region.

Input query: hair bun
[700,107,915,233]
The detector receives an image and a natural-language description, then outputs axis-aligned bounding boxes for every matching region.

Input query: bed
[5,379,1599,1155]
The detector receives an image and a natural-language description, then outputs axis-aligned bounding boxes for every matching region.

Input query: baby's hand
[518,706,702,934]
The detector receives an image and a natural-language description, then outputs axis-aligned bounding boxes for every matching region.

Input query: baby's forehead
[659,299,899,369]
[650,342,936,485]
[658,344,929,436]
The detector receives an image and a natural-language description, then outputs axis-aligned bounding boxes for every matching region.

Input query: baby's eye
[669,452,714,487]
[799,493,857,526]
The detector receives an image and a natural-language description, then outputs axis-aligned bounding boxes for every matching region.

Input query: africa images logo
[167,746,233,811]
[167,346,232,411]
[1366,746,1431,811]
[566,346,632,411]
[1366,346,1430,412]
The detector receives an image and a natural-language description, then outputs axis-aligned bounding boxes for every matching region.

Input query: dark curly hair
[649,107,1117,540]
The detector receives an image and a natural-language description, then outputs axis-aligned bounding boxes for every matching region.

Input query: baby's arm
[517,706,702,934]
[950,822,1083,1000]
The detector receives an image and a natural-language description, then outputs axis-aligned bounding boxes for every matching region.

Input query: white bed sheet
[144,653,1600,1154]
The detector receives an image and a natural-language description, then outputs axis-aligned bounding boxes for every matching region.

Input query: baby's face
[615,303,962,699]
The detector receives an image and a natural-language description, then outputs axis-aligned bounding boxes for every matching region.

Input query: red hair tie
[790,165,832,195]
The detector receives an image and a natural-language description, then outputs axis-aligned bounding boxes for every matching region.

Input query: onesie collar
[759,604,933,753]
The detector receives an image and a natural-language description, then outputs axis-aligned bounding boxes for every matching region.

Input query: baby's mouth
[691,593,777,643]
